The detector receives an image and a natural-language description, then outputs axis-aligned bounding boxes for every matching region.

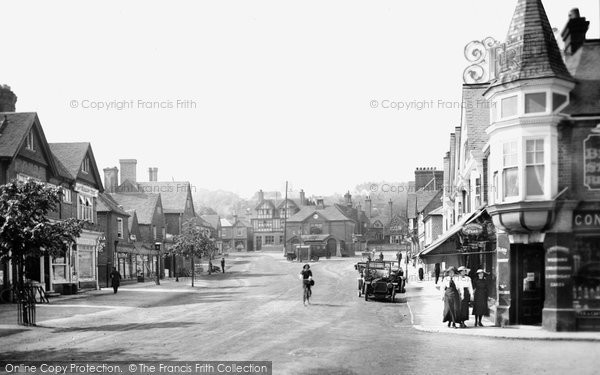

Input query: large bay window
[77,194,94,222]
[525,139,545,196]
[502,141,519,198]
[501,95,518,118]
[495,90,570,122]
[524,93,546,114]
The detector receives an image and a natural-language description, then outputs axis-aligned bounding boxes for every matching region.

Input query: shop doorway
[510,244,545,325]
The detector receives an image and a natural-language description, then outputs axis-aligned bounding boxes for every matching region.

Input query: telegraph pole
[283,181,288,256]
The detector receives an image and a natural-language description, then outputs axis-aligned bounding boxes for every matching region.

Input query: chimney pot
[119,159,137,184]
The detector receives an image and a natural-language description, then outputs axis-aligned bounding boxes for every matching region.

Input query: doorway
[510,244,545,325]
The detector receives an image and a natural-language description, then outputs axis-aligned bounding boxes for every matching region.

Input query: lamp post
[154,242,161,285]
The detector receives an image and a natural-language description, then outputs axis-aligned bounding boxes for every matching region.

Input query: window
[265,235,274,245]
[501,95,518,118]
[526,139,545,196]
[62,188,72,204]
[77,194,94,222]
[475,177,481,208]
[52,256,67,281]
[82,157,90,173]
[257,208,271,218]
[153,226,157,240]
[553,93,567,111]
[279,235,284,244]
[26,131,35,151]
[117,218,124,239]
[237,228,243,236]
[503,141,519,198]
[309,223,322,234]
[493,172,499,202]
[524,92,546,113]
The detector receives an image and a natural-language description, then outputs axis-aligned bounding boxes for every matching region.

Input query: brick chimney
[299,189,306,206]
[0,85,17,112]
[316,197,325,208]
[148,167,158,182]
[365,196,372,219]
[119,159,137,184]
[103,167,119,193]
[257,190,264,203]
[561,8,589,56]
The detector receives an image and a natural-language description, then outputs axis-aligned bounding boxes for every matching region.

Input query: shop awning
[417,207,487,259]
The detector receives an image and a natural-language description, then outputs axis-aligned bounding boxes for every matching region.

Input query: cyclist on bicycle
[300,264,313,305]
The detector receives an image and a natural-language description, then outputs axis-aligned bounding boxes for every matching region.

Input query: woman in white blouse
[441,266,461,328]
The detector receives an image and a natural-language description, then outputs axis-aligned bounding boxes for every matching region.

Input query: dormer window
[26,131,35,151]
[82,157,90,173]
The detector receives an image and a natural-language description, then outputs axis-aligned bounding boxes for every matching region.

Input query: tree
[0,179,83,323]
[171,218,218,286]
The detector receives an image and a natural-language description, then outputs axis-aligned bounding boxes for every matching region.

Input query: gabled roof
[137,181,194,214]
[335,204,370,225]
[565,40,600,116]
[416,190,441,214]
[255,199,276,211]
[277,199,299,210]
[491,0,573,88]
[49,142,104,191]
[424,206,444,221]
[97,192,129,216]
[287,205,354,223]
[0,112,60,176]
[200,214,221,229]
[407,193,417,219]
[110,193,161,225]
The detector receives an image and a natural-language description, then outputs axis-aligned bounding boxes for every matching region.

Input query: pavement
[1,252,599,374]
[405,279,600,341]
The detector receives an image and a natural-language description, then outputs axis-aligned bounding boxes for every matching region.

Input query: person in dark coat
[434,263,441,284]
[472,269,490,326]
[221,258,226,273]
[418,266,424,281]
[110,267,122,294]
[441,267,461,328]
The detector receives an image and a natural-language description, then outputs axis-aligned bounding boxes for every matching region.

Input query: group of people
[440,265,489,328]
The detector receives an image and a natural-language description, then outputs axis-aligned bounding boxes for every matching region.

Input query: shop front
[51,230,102,294]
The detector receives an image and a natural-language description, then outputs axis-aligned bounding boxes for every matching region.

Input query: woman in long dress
[441,267,461,328]
[457,266,474,328]
[472,269,490,327]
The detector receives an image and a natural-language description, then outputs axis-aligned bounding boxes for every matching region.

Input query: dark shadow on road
[47,321,198,333]
[0,328,30,338]
[0,347,172,361]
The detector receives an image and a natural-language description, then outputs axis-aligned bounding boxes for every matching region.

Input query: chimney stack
[365,196,372,219]
[119,159,137,184]
[316,197,325,208]
[103,167,119,193]
[561,8,589,55]
[258,189,264,203]
[0,85,17,112]
[299,189,306,206]
[148,167,158,182]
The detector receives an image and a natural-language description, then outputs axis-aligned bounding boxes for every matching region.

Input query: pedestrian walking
[457,266,474,328]
[441,266,460,328]
[300,264,313,306]
[110,267,121,294]
[221,257,226,273]
[418,266,424,281]
[379,252,384,261]
[434,263,441,284]
[472,269,490,327]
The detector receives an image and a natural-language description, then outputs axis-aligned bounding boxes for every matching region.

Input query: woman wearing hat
[457,266,474,328]
[440,266,461,328]
[472,269,490,326]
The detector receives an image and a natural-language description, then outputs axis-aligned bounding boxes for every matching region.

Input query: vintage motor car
[358,260,405,302]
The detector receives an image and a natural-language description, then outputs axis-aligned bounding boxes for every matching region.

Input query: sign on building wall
[583,134,600,190]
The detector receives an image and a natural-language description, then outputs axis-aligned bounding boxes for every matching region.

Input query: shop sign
[545,246,572,289]
[584,134,600,190]
[573,211,600,231]
[462,223,483,236]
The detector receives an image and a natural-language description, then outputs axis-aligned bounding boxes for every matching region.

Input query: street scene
[2,0,600,374]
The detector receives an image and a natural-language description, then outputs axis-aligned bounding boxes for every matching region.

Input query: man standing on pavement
[110,267,121,294]
[221,257,225,273]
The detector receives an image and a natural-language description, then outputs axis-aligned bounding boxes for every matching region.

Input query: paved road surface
[1,253,599,374]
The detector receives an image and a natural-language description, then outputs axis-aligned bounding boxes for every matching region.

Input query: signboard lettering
[584,134,600,190]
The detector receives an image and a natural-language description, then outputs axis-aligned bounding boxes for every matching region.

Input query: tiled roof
[416,190,441,214]
[111,193,160,225]
[564,40,600,116]
[97,192,129,216]
[407,193,417,219]
[255,199,276,210]
[492,0,573,88]
[137,181,193,214]
[0,112,36,158]
[287,205,354,223]
[201,214,220,229]
[48,143,90,179]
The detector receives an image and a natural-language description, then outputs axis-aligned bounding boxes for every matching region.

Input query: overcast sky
[3,0,599,198]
